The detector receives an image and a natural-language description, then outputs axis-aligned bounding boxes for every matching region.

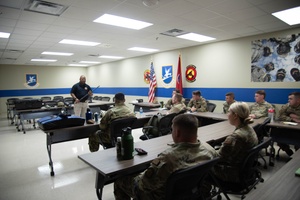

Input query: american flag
[148,62,157,103]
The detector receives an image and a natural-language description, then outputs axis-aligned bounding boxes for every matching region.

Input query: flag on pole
[148,62,157,103]
[176,55,183,95]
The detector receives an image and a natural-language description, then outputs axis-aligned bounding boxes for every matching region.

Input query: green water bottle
[121,127,134,160]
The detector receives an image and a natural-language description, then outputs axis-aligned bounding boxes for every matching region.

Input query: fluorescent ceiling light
[31,59,57,62]
[99,55,124,59]
[93,14,152,30]
[68,64,88,67]
[177,33,216,42]
[272,6,300,25]
[128,47,159,52]
[59,39,100,46]
[0,32,10,38]
[42,51,73,56]
[79,61,101,64]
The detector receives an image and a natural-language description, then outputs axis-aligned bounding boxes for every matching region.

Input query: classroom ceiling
[0,0,300,67]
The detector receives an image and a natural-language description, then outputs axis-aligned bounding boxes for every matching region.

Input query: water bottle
[268,108,274,123]
[94,112,99,123]
[85,108,92,122]
[139,107,143,117]
[116,137,122,160]
[121,127,134,160]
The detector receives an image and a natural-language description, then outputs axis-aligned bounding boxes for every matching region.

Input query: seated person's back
[214,102,258,183]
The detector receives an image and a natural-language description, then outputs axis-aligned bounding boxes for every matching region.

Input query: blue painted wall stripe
[1,87,299,104]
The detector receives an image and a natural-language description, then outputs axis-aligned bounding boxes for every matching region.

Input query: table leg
[46,134,55,176]
[95,172,106,200]
[269,140,275,167]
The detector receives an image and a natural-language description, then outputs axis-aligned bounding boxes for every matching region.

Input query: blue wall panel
[1,87,299,104]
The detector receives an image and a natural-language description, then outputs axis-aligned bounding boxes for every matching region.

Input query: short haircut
[175,89,181,93]
[174,93,183,102]
[225,92,235,99]
[173,114,198,134]
[192,90,201,96]
[114,93,125,103]
[290,92,300,99]
[256,90,266,98]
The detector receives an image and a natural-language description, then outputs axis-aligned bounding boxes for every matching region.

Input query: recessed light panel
[99,55,124,59]
[177,33,216,42]
[59,39,100,46]
[0,32,10,38]
[128,47,159,52]
[272,6,300,25]
[68,64,88,67]
[79,61,101,64]
[42,51,73,56]
[31,59,57,62]
[94,14,152,30]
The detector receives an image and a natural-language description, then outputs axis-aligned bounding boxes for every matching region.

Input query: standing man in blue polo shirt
[71,75,93,118]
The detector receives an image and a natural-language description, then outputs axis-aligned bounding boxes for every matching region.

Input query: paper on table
[283,122,298,126]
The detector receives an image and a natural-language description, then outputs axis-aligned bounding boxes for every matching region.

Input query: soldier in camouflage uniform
[249,90,273,119]
[88,93,135,152]
[187,90,207,112]
[277,92,300,156]
[169,93,186,114]
[223,92,236,114]
[214,102,258,183]
[114,114,218,200]
[165,89,185,109]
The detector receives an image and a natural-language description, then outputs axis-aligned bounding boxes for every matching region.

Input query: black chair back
[253,117,271,143]
[207,103,216,112]
[93,96,99,100]
[64,97,74,104]
[166,157,220,200]
[109,117,137,147]
[41,96,51,102]
[44,100,58,107]
[7,98,19,105]
[159,113,177,136]
[53,96,64,102]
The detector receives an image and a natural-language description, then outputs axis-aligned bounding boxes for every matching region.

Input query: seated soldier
[214,102,258,183]
[114,114,218,200]
[277,92,300,156]
[223,92,236,114]
[187,90,207,112]
[165,89,184,109]
[88,93,135,152]
[169,93,186,114]
[249,90,273,119]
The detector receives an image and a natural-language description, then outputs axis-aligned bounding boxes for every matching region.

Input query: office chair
[64,97,74,104]
[207,102,217,112]
[140,113,177,140]
[40,96,51,102]
[184,98,190,106]
[7,98,19,124]
[101,96,111,101]
[53,96,64,102]
[253,117,271,168]
[165,157,228,200]
[93,96,99,100]
[213,137,272,200]
[99,117,137,149]
[136,99,143,103]
[44,100,58,107]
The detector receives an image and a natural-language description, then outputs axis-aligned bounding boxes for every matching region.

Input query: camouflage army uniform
[278,103,300,121]
[214,124,258,183]
[165,98,186,110]
[88,102,134,151]
[187,97,207,112]
[169,102,186,114]
[223,100,236,114]
[249,100,273,118]
[114,141,218,200]
[277,103,300,155]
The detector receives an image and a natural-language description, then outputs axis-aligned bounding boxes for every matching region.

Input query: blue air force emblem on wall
[162,65,173,84]
[24,74,39,88]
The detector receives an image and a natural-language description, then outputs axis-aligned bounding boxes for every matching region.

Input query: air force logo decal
[24,74,39,88]
[162,65,173,84]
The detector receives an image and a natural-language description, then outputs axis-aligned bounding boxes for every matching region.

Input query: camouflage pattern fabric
[223,100,236,114]
[114,142,218,200]
[88,102,134,152]
[214,125,258,183]
[278,103,300,121]
[165,99,173,110]
[187,97,207,112]
[249,100,273,118]
[169,102,186,114]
